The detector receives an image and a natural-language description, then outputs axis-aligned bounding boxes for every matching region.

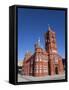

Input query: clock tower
[45,25,57,54]
[45,25,64,75]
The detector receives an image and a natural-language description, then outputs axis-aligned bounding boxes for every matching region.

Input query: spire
[35,37,41,48]
[38,37,40,46]
[48,24,52,31]
[26,50,28,54]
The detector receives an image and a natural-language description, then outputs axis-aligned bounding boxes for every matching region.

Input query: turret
[44,25,57,54]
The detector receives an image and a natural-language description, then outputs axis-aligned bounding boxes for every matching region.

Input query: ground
[18,73,65,82]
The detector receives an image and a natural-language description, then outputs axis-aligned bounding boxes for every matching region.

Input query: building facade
[22,26,64,77]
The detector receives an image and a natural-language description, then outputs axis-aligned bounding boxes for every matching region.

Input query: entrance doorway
[55,67,58,74]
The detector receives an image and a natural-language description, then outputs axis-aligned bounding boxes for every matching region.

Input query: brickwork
[22,26,64,77]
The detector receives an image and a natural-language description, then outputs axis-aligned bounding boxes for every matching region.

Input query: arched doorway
[55,67,58,74]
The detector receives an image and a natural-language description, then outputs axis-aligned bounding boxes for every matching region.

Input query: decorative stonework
[22,26,64,77]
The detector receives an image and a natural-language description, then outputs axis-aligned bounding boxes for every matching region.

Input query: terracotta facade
[22,26,64,77]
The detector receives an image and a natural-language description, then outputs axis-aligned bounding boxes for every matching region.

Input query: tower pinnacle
[38,37,40,46]
[48,24,52,31]
[35,37,41,49]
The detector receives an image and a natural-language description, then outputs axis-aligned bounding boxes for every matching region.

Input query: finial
[48,24,50,27]
[26,50,28,53]
[38,37,40,43]
[38,37,40,46]
[48,24,51,31]
[35,37,41,48]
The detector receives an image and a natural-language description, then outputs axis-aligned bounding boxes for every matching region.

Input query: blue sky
[18,8,65,61]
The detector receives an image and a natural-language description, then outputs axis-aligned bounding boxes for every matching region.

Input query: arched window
[54,56,58,64]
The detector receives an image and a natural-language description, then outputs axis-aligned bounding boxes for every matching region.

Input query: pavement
[18,74,65,82]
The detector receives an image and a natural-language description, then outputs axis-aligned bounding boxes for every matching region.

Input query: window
[43,66,48,73]
[40,69,42,73]
[36,69,38,73]
[39,65,42,69]
[34,65,38,70]
[40,55,42,61]
[35,56,39,61]
[54,56,58,64]
[43,69,48,73]
[44,66,48,68]
[31,59,33,64]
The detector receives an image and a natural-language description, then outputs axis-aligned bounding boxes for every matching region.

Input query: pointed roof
[35,37,41,48]
[38,37,40,46]
[47,24,55,34]
[48,24,52,31]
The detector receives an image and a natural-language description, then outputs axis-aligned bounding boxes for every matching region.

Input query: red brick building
[22,26,64,77]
